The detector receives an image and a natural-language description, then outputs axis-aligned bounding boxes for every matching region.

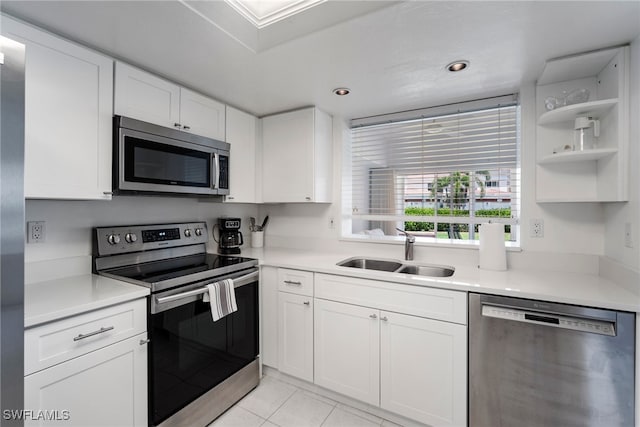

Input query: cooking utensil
[259,216,269,231]
[250,217,256,232]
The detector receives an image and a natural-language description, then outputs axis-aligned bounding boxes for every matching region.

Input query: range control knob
[195,228,203,236]
[125,233,138,243]
[184,229,192,237]
[107,234,121,245]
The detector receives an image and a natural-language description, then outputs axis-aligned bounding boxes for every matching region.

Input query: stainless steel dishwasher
[469,293,635,427]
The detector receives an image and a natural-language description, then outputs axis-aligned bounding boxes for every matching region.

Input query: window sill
[339,235,522,252]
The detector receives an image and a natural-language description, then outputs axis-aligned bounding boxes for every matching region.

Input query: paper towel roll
[478,223,507,271]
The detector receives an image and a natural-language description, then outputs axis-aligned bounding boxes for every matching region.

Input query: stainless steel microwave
[113,116,229,197]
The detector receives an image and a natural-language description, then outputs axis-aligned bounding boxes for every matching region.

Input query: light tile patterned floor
[209,375,405,427]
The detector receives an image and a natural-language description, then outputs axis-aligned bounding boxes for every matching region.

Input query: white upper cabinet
[114,62,180,128]
[262,107,332,203]
[2,15,113,200]
[179,88,226,141]
[536,46,629,202]
[225,106,258,203]
[115,62,226,141]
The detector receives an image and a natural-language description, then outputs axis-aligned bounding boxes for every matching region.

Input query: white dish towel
[202,278,238,322]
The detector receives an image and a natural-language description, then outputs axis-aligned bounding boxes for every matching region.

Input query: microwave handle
[212,152,220,189]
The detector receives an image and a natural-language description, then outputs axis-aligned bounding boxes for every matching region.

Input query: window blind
[345,96,520,242]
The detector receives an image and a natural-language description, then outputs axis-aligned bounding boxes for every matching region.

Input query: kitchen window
[343,94,520,246]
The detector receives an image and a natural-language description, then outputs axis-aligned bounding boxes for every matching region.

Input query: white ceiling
[1,1,639,120]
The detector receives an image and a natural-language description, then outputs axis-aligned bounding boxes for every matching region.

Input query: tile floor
[209,375,404,427]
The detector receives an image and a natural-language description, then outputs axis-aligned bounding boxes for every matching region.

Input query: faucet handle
[396,228,415,241]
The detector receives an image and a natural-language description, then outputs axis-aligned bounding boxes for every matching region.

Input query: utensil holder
[251,231,264,248]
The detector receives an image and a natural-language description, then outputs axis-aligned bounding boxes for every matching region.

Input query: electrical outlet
[328,217,335,229]
[27,221,46,243]
[530,219,544,238]
[625,222,633,248]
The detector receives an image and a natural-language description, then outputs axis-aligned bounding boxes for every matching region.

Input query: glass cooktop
[104,253,257,286]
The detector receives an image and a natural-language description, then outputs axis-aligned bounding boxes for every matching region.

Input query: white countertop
[25,274,149,328]
[238,248,640,313]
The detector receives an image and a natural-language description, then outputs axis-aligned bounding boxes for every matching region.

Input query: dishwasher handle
[481,304,616,336]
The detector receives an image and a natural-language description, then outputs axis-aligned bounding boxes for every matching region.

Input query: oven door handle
[155,270,258,305]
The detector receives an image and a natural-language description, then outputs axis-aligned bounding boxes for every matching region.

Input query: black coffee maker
[216,217,244,254]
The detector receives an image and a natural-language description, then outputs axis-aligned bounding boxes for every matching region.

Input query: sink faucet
[396,228,415,261]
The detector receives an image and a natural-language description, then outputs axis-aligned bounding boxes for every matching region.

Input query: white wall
[604,35,640,276]
[25,196,258,263]
[259,85,607,272]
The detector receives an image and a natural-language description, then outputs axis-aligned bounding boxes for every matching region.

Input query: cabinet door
[225,106,256,203]
[3,17,113,200]
[314,299,379,406]
[24,333,148,427]
[380,311,467,427]
[179,88,226,141]
[260,266,278,368]
[114,61,180,129]
[278,292,313,382]
[262,108,314,202]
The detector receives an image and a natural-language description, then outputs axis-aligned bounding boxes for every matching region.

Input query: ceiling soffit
[182,0,398,52]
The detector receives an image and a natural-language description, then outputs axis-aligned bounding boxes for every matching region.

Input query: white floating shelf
[537,47,620,85]
[538,148,618,165]
[538,98,618,125]
[537,198,619,203]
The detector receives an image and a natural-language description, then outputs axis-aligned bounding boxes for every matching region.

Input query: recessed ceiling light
[333,87,351,96]
[446,60,469,72]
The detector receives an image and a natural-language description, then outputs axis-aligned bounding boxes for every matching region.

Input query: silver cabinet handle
[174,123,182,128]
[305,197,312,201]
[303,301,310,306]
[183,125,191,130]
[73,326,114,341]
[139,339,151,345]
[381,316,388,322]
[103,191,113,195]
[227,196,235,200]
[284,280,302,286]
[369,314,377,319]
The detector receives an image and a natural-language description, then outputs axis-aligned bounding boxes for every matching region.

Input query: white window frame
[341,94,521,248]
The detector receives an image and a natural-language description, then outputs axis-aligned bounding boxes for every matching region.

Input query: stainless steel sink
[336,257,403,272]
[336,257,455,277]
[397,264,455,277]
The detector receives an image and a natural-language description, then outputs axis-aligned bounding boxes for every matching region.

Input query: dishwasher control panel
[482,305,616,336]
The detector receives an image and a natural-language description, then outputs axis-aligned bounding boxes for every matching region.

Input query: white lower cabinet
[260,266,279,368]
[314,298,380,406]
[277,292,314,382]
[24,298,148,426]
[380,311,467,427]
[24,333,148,427]
[313,273,467,427]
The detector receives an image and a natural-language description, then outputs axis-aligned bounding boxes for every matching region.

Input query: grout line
[264,385,300,423]
[319,405,337,427]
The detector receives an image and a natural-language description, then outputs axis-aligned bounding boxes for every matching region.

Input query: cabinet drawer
[315,274,466,324]
[25,298,146,375]
[277,268,314,296]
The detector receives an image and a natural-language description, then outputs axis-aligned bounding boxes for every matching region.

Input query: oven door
[148,268,258,426]
[117,127,218,196]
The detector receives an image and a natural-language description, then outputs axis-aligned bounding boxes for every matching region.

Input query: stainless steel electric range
[93,221,259,427]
